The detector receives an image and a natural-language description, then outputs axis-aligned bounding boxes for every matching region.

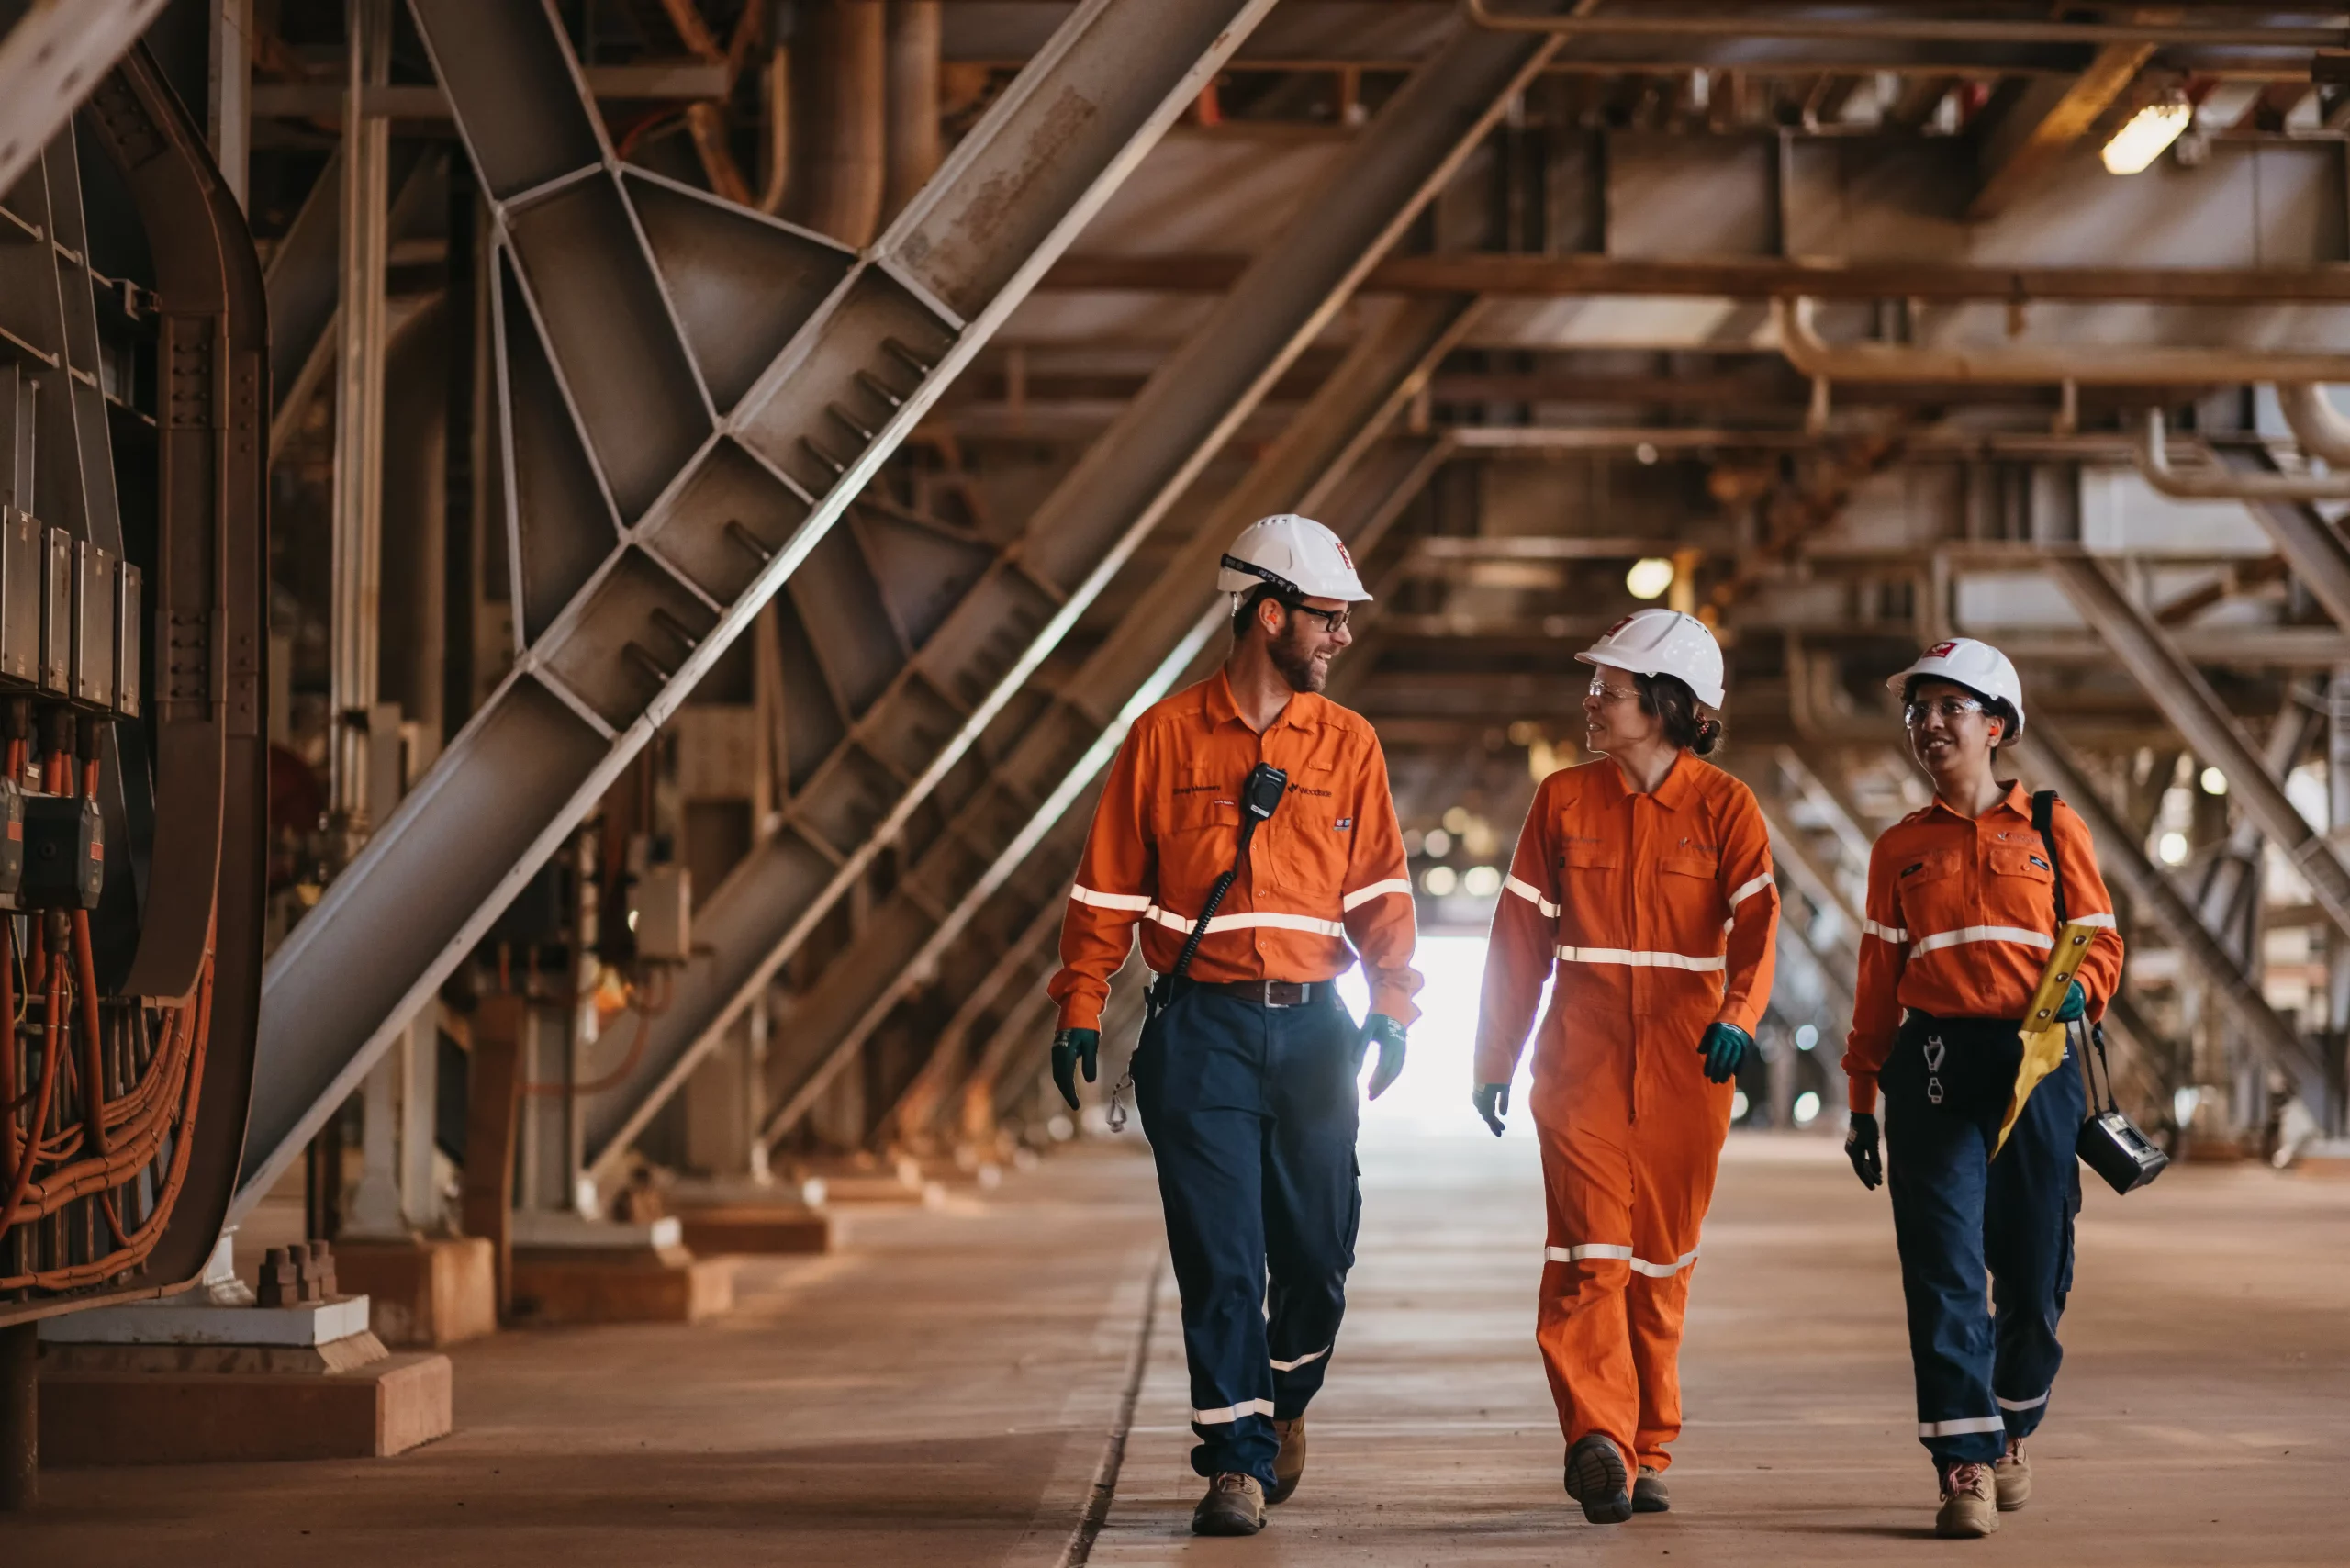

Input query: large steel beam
[576,17,1562,1176]
[0,0,175,199]
[234,0,1284,1219]
[2045,552,2350,946]
[2011,724,2328,1098]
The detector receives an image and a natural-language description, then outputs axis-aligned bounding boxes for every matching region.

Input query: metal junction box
[21,790,102,910]
[72,537,115,711]
[114,559,140,718]
[629,864,692,964]
[0,505,40,686]
[39,523,71,696]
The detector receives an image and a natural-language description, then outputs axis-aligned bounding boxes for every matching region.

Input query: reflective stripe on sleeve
[1070,884,1153,912]
[1194,1398,1277,1424]
[1863,919,1908,944]
[1341,878,1414,912]
[1729,872,1774,908]
[1909,924,2055,957]
[2074,912,2118,929]
[1504,876,1560,917]
[1555,946,1726,972]
[1270,1345,1329,1372]
[1919,1415,2009,1438]
[1145,906,1348,939]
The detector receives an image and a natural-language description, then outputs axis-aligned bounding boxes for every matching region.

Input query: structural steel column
[234,0,1284,1222]
[2012,725,2327,1099]
[579,6,1573,1172]
[2047,552,2350,943]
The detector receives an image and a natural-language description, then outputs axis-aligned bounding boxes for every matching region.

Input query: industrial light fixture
[2199,766,2228,796]
[2102,95,2192,174]
[1625,556,1675,599]
[2157,829,2191,866]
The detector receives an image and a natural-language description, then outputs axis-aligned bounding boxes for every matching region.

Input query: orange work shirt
[1842,782,2123,1114]
[1049,670,1421,1033]
[1475,754,1779,1092]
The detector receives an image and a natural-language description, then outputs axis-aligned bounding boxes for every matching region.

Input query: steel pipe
[789,0,888,246]
[1774,297,2350,386]
[2277,383,2350,466]
[2134,409,2350,502]
[1461,0,2348,50]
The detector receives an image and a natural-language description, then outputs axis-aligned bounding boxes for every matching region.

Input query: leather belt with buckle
[1200,979,1316,1008]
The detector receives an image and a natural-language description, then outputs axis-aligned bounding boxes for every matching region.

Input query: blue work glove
[1473,1082,1509,1137]
[1697,1021,1751,1084]
[1845,1111,1883,1191]
[1360,1014,1408,1101]
[2054,980,2088,1024]
[1051,1027,1100,1111]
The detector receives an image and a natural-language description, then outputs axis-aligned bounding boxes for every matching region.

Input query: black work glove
[1845,1111,1883,1191]
[1051,1027,1099,1111]
[1360,1014,1408,1101]
[1473,1082,1509,1137]
[1697,1021,1751,1085]
[2054,980,2087,1024]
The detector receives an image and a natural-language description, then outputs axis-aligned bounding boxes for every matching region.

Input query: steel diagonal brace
[0,0,176,199]
[2044,551,2350,946]
[233,0,1284,1222]
[2011,724,2328,1098]
[576,17,1550,1177]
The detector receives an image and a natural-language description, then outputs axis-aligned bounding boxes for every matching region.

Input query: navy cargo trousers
[1883,1015,2086,1470]
[1132,981,1362,1488]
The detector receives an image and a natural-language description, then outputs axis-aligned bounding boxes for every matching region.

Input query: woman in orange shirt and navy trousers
[1842,639,2122,1539]
[1473,609,1778,1525]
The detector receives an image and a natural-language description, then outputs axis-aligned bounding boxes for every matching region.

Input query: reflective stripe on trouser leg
[1883,1047,2008,1466]
[1532,1116,1640,1462]
[1134,987,1360,1484]
[1986,1037,2083,1443]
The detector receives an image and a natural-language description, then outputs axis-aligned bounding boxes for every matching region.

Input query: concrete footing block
[673,1204,834,1256]
[509,1249,735,1325]
[333,1236,498,1347]
[39,1348,453,1463]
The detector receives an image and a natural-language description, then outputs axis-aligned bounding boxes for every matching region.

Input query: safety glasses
[1904,695,1987,727]
[1289,602,1351,634]
[1585,678,1639,705]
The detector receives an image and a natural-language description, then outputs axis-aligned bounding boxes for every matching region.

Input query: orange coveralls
[1475,754,1778,1472]
[1842,782,2122,1113]
[1049,669,1422,1031]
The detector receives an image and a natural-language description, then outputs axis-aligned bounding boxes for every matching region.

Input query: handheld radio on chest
[1168,763,1289,984]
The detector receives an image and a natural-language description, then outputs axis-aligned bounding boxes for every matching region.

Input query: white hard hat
[1887,638,2026,739]
[1578,609,1725,709]
[1217,513,1371,604]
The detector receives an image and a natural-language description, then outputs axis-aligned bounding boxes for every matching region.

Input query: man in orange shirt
[1047,515,1421,1538]
[1473,610,1778,1524]
[1842,639,2122,1539]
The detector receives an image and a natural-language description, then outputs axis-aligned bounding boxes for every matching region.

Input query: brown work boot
[1994,1438,2031,1511]
[1564,1434,1633,1524]
[1632,1465,1671,1513]
[1936,1461,1999,1539]
[1266,1417,1307,1505]
[1192,1472,1267,1537]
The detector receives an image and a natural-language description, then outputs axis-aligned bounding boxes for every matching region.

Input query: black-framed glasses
[1904,695,1986,727]
[1289,602,1351,634]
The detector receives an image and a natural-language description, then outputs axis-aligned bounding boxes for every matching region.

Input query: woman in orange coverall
[1472,609,1778,1525]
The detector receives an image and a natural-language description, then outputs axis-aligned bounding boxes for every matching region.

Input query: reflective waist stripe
[1556,946,1726,973]
[1545,1243,1700,1278]
[1919,1415,2008,1437]
[1194,1398,1276,1424]
[1269,1345,1329,1372]
[1070,884,1351,939]
[1910,924,2054,958]
[1341,878,1413,913]
[1863,919,1908,944]
[1505,876,1560,918]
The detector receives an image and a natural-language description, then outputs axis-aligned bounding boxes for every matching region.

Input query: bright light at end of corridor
[1625,556,1675,600]
[2101,99,2192,174]
[1337,935,1534,1137]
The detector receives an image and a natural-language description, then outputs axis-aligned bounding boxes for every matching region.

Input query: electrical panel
[629,864,692,964]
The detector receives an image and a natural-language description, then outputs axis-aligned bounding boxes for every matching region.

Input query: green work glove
[2054,980,2088,1024]
[1697,1021,1751,1084]
[1360,1014,1408,1101]
[1473,1082,1509,1137]
[1051,1027,1100,1111]
[1845,1111,1883,1191]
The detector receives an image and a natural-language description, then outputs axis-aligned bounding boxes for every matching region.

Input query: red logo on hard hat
[1334,540,1354,570]
[1925,640,1959,658]
[1605,614,1637,635]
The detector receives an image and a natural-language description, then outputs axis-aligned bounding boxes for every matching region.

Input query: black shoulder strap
[2031,788,2069,928]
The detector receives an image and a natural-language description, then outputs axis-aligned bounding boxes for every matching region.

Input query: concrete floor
[14,1130,2349,1565]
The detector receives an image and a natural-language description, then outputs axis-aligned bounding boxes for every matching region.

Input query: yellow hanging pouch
[1996,920,2099,1156]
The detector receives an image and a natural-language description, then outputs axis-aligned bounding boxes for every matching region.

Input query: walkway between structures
[15,1131,2350,1565]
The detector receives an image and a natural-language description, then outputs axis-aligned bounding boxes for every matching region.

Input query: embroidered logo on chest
[1333,817,1353,831]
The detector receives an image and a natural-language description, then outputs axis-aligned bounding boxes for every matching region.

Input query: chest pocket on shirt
[1262,762,1348,901]
[1163,778,1238,840]
[1557,841,1621,937]
[1655,849,1725,932]
[1987,841,2055,926]
[1894,848,1967,933]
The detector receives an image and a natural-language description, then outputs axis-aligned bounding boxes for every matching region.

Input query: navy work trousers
[1133,981,1362,1487]
[1883,1017,2085,1469]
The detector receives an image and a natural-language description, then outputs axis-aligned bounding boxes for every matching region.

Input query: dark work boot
[1266,1417,1306,1505]
[1192,1473,1267,1536]
[1564,1434,1633,1525]
[1632,1465,1671,1514]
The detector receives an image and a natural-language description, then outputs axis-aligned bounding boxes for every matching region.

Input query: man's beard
[1268,620,1327,693]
